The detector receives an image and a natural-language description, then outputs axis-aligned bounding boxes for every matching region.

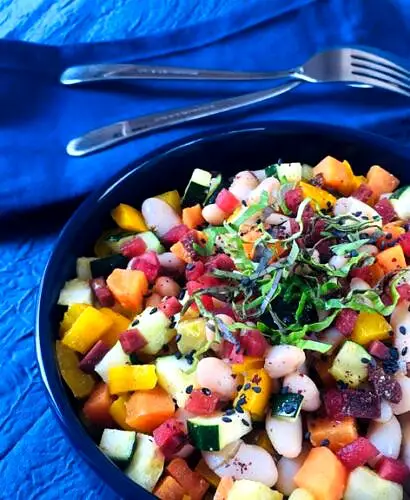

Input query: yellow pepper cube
[56,341,95,398]
[62,306,113,354]
[99,308,131,347]
[156,190,181,214]
[234,368,272,421]
[351,311,392,345]
[231,356,264,375]
[299,181,337,210]
[59,303,89,336]
[108,365,157,394]
[111,203,148,232]
[109,395,133,430]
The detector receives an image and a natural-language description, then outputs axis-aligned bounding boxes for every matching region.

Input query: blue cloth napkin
[2,0,410,499]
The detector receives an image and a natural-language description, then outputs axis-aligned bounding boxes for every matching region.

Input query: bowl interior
[36,122,410,499]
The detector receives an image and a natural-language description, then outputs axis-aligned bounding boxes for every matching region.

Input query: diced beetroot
[302,203,316,223]
[284,187,303,214]
[153,418,187,459]
[289,219,300,234]
[240,329,269,357]
[185,389,219,415]
[185,261,205,281]
[120,237,147,258]
[350,266,373,285]
[205,254,235,272]
[79,341,110,373]
[334,309,359,337]
[158,296,182,318]
[311,219,327,242]
[161,224,190,246]
[129,251,160,283]
[324,388,381,419]
[197,275,224,288]
[397,283,410,301]
[375,457,410,485]
[310,173,325,188]
[90,277,115,307]
[314,238,333,260]
[374,198,397,224]
[368,340,391,360]
[337,437,379,470]
[399,233,410,258]
[381,292,393,306]
[368,365,402,403]
[221,340,244,364]
[119,329,147,354]
[352,184,374,203]
[215,188,240,215]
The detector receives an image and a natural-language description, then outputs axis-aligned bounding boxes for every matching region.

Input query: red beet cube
[368,365,402,404]
[153,418,187,459]
[324,388,381,419]
[120,237,147,258]
[337,437,379,470]
[376,457,410,485]
[162,224,190,246]
[284,187,303,214]
[159,296,182,318]
[302,203,316,223]
[374,198,397,224]
[334,309,359,336]
[129,251,160,283]
[205,254,235,272]
[185,389,219,415]
[215,188,240,215]
[90,277,115,307]
[119,329,147,354]
[289,219,301,235]
[397,283,410,301]
[240,329,269,357]
[368,340,391,360]
[399,233,410,258]
[185,261,205,281]
[352,184,373,203]
[79,341,110,373]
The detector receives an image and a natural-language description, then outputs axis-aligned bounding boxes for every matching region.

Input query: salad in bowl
[56,155,410,500]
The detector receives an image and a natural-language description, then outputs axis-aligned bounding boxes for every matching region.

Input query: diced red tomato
[129,251,161,283]
[158,296,182,318]
[399,233,410,257]
[119,328,147,354]
[284,187,303,214]
[162,224,190,246]
[368,340,391,360]
[201,295,215,311]
[215,189,240,215]
[209,304,236,319]
[120,237,147,258]
[352,184,373,203]
[336,437,379,470]
[205,254,235,272]
[153,418,187,459]
[334,309,359,337]
[240,329,269,357]
[185,389,219,415]
[185,261,205,281]
[90,277,115,307]
[375,457,410,485]
[397,283,410,301]
[374,198,397,224]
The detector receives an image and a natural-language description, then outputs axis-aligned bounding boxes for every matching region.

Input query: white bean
[283,373,320,412]
[153,276,180,297]
[196,357,236,400]
[203,440,242,471]
[229,171,259,201]
[399,413,410,468]
[333,197,382,234]
[265,213,290,226]
[266,413,303,458]
[391,302,410,364]
[264,345,306,379]
[328,255,348,270]
[374,400,393,423]
[350,277,371,291]
[158,252,186,275]
[141,198,182,237]
[276,449,309,496]
[391,375,410,415]
[367,415,402,458]
[252,169,267,182]
[247,177,280,205]
[202,203,227,225]
[358,244,379,257]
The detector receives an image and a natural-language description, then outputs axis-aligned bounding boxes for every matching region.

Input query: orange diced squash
[170,241,194,263]
[214,477,234,500]
[313,156,355,195]
[154,475,185,500]
[308,416,358,452]
[106,268,148,312]
[83,382,113,427]
[376,245,407,274]
[167,458,209,500]
[367,165,400,199]
[182,204,205,229]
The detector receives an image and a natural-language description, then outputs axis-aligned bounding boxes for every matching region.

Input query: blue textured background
[2,1,410,499]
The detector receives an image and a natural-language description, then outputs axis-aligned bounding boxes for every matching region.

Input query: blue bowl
[36,121,410,499]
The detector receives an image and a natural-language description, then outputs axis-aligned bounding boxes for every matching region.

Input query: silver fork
[61,47,410,97]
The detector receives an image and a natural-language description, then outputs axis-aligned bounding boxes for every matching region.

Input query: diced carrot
[99,308,130,347]
[241,230,262,243]
[167,458,209,500]
[313,156,355,195]
[106,269,148,312]
[125,386,175,433]
[308,416,358,452]
[367,165,400,200]
[294,447,347,500]
[376,245,407,274]
[83,382,113,427]
[242,242,255,260]
[214,477,234,500]
[170,241,194,264]
[268,242,287,262]
[195,459,220,488]
[154,475,185,500]
[377,225,405,249]
[182,204,205,229]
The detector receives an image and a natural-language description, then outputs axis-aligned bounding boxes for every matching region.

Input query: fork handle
[66,80,301,157]
[60,63,296,85]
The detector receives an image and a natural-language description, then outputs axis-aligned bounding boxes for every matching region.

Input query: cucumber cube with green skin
[125,433,164,492]
[90,254,129,279]
[182,168,212,207]
[390,186,410,220]
[155,355,197,407]
[130,307,173,355]
[276,163,303,183]
[105,230,165,254]
[344,466,403,500]
[99,429,137,468]
[271,393,304,420]
[329,341,371,388]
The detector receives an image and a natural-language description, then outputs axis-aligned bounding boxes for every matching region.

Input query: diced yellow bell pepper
[231,356,264,375]
[351,311,392,345]
[108,364,157,394]
[195,458,220,488]
[56,341,95,398]
[99,307,131,347]
[177,318,207,355]
[156,190,182,214]
[109,395,133,430]
[62,306,113,354]
[233,368,272,421]
[59,303,89,336]
[299,181,337,210]
[111,203,148,232]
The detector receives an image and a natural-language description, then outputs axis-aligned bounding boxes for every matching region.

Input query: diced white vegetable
[76,257,96,281]
[94,341,130,382]
[58,278,93,306]
[125,433,164,492]
[344,466,403,500]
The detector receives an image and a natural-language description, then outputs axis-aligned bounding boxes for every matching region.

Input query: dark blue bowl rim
[35,120,410,499]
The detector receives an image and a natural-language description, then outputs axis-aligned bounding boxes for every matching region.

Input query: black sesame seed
[327,201,332,208]
[202,388,211,396]
[175,334,182,342]
[150,307,158,314]
[131,319,140,326]
[353,211,362,217]
[186,263,194,270]
[222,416,232,423]
[170,320,176,328]
[225,409,235,416]
[175,351,182,359]
[361,357,370,364]
[241,419,250,427]
[241,200,247,207]
[402,347,408,356]
[243,383,251,391]
[252,386,262,393]
[235,405,245,414]
[350,250,359,257]
[185,385,193,394]
[320,439,330,447]
[162,344,170,352]
[178,290,185,300]
[400,326,407,335]
[237,384,243,392]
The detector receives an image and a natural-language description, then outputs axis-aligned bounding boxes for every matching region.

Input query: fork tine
[352,58,410,85]
[349,72,410,97]
[350,48,410,78]
[350,65,410,93]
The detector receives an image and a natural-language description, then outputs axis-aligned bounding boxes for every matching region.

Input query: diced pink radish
[334,309,359,336]
[215,188,240,215]
[158,297,182,318]
[240,329,269,357]
[120,237,147,258]
[90,277,115,307]
[368,340,391,360]
[79,341,110,373]
[119,329,147,354]
[153,418,187,459]
[128,251,160,282]
[375,456,410,484]
[161,224,190,246]
[368,366,402,404]
[205,254,235,272]
[336,437,379,470]
[185,261,205,281]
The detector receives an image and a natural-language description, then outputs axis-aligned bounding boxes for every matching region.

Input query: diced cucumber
[265,164,279,178]
[276,163,303,183]
[155,354,197,407]
[131,307,174,355]
[390,186,410,220]
[125,433,164,492]
[58,279,93,306]
[138,231,165,254]
[99,429,137,468]
[271,393,304,420]
[344,466,403,500]
[104,231,138,253]
[90,254,129,279]
[187,411,252,451]
[204,173,224,205]
[302,164,314,181]
[176,318,207,355]
[95,341,130,382]
[76,257,97,281]
[182,168,212,207]
[329,340,371,388]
